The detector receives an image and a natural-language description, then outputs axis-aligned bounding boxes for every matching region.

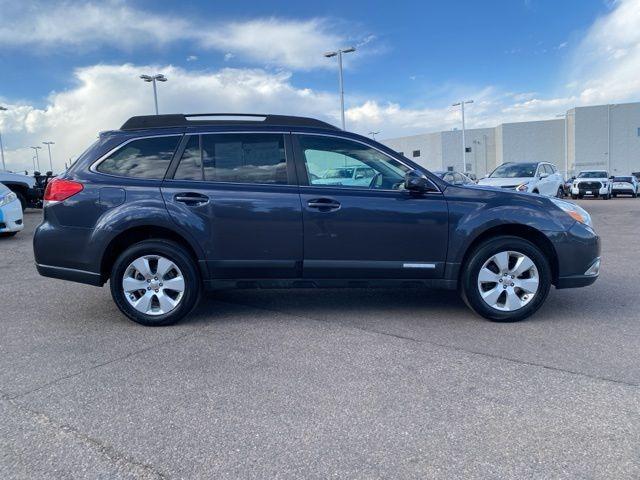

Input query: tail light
[44,178,84,205]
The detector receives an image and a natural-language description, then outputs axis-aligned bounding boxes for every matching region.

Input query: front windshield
[578,171,607,178]
[490,163,537,178]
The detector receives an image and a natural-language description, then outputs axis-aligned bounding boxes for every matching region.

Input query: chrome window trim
[89,133,184,178]
[292,131,442,194]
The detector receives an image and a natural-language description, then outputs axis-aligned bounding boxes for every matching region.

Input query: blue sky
[0,0,638,171]
[1,0,609,105]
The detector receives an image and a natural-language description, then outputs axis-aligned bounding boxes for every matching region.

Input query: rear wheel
[556,186,564,198]
[110,240,201,326]
[460,236,551,322]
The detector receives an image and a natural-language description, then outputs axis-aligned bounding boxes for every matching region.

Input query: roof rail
[120,113,339,131]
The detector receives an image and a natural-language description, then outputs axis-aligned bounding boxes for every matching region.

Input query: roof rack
[120,113,339,131]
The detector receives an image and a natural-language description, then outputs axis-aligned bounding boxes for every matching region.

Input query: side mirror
[609,176,615,180]
[539,172,549,179]
[404,172,430,193]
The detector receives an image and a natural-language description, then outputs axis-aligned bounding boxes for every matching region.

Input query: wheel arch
[100,225,206,283]
[460,224,559,284]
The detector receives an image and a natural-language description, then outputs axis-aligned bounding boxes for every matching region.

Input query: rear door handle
[307,198,341,211]
[174,193,210,206]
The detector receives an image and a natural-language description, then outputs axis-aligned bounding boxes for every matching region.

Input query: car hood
[0,171,36,188]
[477,177,533,187]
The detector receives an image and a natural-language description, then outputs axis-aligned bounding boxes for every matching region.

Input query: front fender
[444,185,573,265]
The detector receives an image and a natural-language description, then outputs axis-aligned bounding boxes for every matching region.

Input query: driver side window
[297,135,410,190]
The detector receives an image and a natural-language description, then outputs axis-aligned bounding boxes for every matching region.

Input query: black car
[34,113,600,326]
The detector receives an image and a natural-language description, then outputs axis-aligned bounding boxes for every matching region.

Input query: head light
[549,197,592,228]
[0,191,17,207]
[515,182,530,192]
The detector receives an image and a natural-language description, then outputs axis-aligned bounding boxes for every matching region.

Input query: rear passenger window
[174,133,287,184]
[97,136,180,179]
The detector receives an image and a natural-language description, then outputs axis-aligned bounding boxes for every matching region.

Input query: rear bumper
[35,263,103,286]
[555,273,599,289]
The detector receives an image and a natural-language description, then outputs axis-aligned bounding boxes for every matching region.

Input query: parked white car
[478,162,564,197]
[0,182,24,237]
[571,170,612,199]
[611,176,639,198]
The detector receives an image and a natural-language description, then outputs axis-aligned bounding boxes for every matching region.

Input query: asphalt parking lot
[1,199,639,479]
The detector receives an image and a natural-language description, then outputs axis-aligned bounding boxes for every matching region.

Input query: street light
[368,131,380,140]
[30,146,42,172]
[140,74,167,115]
[324,47,356,130]
[43,141,55,172]
[452,100,474,173]
[0,106,7,171]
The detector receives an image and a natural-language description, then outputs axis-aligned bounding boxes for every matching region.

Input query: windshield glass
[613,177,633,182]
[578,171,607,178]
[490,163,537,178]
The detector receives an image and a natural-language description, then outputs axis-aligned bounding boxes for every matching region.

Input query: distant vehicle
[432,170,475,186]
[632,172,640,183]
[478,162,564,197]
[611,176,638,198]
[563,176,576,196]
[0,182,24,237]
[465,172,478,183]
[0,171,39,210]
[571,170,612,199]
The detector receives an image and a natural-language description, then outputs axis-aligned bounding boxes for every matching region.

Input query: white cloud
[186,55,198,62]
[0,1,366,71]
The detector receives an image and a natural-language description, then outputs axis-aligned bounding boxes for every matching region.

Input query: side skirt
[204,278,457,291]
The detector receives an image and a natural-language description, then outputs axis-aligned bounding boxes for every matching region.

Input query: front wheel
[110,240,201,326]
[556,187,564,198]
[460,236,551,322]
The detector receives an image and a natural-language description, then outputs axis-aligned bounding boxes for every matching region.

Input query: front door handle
[174,193,210,206]
[307,198,341,212]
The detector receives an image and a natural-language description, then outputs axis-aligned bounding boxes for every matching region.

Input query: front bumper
[0,199,24,233]
[551,221,601,289]
[571,184,609,196]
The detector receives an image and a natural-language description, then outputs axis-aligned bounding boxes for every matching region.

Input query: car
[611,176,639,198]
[0,170,40,210]
[34,113,600,326]
[571,170,612,199]
[477,161,564,197]
[432,170,475,186]
[0,182,24,237]
[562,176,575,197]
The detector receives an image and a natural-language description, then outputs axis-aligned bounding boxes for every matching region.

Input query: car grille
[579,181,602,190]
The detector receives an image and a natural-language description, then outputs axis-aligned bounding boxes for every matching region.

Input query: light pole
[368,131,380,140]
[0,106,7,171]
[452,100,474,173]
[324,47,356,130]
[140,74,167,115]
[30,146,42,172]
[43,141,55,172]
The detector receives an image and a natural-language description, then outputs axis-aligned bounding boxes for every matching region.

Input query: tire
[613,193,617,198]
[571,194,578,200]
[460,236,551,322]
[556,187,564,198]
[0,231,18,237]
[110,240,201,326]
[578,194,584,199]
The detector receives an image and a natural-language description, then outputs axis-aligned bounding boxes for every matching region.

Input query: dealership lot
[1,200,639,479]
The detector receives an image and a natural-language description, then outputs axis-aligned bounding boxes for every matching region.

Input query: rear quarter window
[97,136,180,179]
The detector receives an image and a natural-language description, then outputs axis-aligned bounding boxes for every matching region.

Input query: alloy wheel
[122,255,185,316]
[476,250,539,312]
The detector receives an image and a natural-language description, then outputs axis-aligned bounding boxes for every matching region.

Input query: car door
[162,131,303,279]
[536,164,552,195]
[292,133,448,279]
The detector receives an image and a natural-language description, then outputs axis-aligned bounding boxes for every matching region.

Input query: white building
[382,101,640,177]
